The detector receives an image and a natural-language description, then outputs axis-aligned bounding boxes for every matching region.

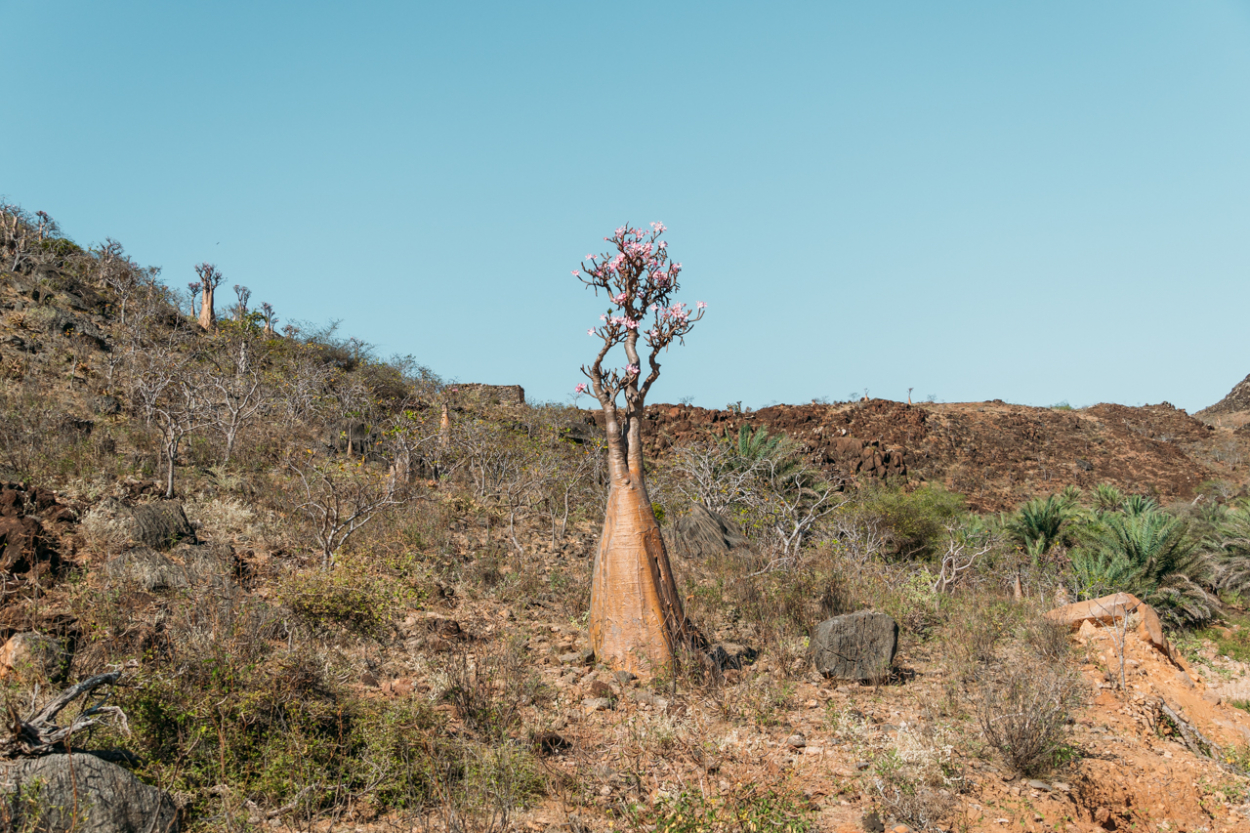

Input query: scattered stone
[892,826,911,833]
[855,761,871,771]
[0,753,179,832]
[614,669,637,687]
[1027,779,1051,791]
[588,680,615,700]
[583,697,613,711]
[559,647,595,665]
[809,611,899,681]
[784,733,806,749]
[632,689,668,709]
[0,632,66,682]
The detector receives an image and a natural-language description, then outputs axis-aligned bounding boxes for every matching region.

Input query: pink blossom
[613,292,628,304]
[571,270,580,277]
[696,301,707,310]
[574,382,590,394]
[626,364,640,375]
[587,328,595,336]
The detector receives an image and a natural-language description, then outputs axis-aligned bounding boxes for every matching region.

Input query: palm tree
[1008,494,1076,556]
[1070,511,1218,628]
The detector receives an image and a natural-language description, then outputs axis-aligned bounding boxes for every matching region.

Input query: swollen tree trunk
[198,285,216,330]
[589,414,696,674]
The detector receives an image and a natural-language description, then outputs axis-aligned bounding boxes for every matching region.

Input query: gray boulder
[83,499,196,550]
[809,611,898,681]
[105,542,233,592]
[1,753,178,832]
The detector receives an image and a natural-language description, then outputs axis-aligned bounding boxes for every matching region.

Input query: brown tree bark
[589,408,697,674]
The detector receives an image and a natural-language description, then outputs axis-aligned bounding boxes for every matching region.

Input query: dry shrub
[440,638,546,742]
[975,651,1085,776]
[871,721,965,829]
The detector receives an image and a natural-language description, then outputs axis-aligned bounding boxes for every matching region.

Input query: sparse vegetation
[3,200,1250,831]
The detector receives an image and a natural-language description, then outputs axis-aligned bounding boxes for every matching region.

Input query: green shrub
[855,484,965,559]
[281,563,419,638]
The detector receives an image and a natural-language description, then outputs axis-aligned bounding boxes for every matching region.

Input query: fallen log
[1,671,127,757]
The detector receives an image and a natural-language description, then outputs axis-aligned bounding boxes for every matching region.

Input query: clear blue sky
[4,2,1249,412]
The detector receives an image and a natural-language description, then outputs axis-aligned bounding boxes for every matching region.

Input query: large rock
[1,753,178,832]
[104,542,233,592]
[809,611,899,681]
[1046,592,1184,668]
[0,632,67,683]
[83,499,196,550]
[0,482,66,577]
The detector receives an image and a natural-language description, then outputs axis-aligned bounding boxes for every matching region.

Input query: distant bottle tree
[574,223,706,674]
[193,262,224,330]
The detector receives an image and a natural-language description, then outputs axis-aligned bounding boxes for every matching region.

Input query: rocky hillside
[636,398,1243,511]
[7,205,1250,832]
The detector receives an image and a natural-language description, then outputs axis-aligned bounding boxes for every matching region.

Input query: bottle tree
[575,223,706,674]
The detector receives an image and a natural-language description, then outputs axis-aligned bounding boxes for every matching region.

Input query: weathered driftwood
[2,671,128,757]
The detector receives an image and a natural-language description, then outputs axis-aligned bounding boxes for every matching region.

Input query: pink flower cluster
[574,382,590,395]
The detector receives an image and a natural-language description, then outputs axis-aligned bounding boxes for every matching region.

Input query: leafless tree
[746,461,847,571]
[671,439,769,514]
[232,284,251,322]
[204,332,271,464]
[931,525,997,593]
[288,455,409,569]
[0,204,59,272]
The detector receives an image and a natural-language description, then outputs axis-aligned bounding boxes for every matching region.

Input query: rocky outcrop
[0,482,72,578]
[455,383,525,406]
[809,611,899,681]
[1,754,179,832]
[634,399,1219,512]
[1046,592,1184,668]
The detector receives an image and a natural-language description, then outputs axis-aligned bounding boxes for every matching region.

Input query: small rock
[359,672,379,688]
[1027,779,1050,791]
[532,731,572,755]
[0,632,65,683]
[784,733,806,749]
[614,669,637,687]
[588,680,615,700]
[559,652,585,665]
[892,826,910,833]
[855,761,871,771]
[582,697,613,711]
[861,810,885,833]
[707,642,758,670]
[1052,781,1071,792]
[634,690,669,710]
